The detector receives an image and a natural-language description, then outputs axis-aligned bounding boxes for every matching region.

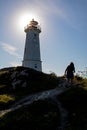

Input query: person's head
[70,62,74,66]
[70,62,75,71]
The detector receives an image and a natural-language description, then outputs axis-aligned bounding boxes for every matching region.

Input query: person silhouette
[65,62,75,84]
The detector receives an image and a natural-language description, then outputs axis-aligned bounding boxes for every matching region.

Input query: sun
[19,13,39,30]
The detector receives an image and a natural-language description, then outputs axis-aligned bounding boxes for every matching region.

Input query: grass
[0,99,60,130]
[1,66,87,129]
[0,94,15,110]
[58,77,87,130]
[0,94,15,103]
[0,66,59,110]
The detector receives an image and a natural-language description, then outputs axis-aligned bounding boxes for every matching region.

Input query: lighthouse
[22,19,42,71]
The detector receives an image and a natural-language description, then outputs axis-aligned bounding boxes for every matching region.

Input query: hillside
[0,66,59,109]
[0,66,87,130]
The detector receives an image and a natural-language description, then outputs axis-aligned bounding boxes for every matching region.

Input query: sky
[0,0,87,76]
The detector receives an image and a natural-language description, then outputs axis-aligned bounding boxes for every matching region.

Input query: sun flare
[19,13,39,30]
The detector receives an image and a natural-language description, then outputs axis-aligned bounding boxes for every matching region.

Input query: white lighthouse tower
[22,19,42,71]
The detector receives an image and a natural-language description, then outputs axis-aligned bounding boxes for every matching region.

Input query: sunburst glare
[18,12,40,31]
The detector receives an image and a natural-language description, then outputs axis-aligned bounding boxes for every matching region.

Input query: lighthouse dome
[29,19,38,26]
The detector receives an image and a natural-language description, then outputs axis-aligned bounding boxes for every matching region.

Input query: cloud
[1,42,21,57]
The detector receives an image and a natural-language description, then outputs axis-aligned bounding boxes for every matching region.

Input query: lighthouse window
[34,33,37,37]
[35,64,37,68]
[33,33,37,42]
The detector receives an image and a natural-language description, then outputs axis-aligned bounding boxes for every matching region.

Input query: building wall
[22,29,42,71]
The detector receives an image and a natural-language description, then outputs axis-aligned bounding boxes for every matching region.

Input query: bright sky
[0,0,87,76]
